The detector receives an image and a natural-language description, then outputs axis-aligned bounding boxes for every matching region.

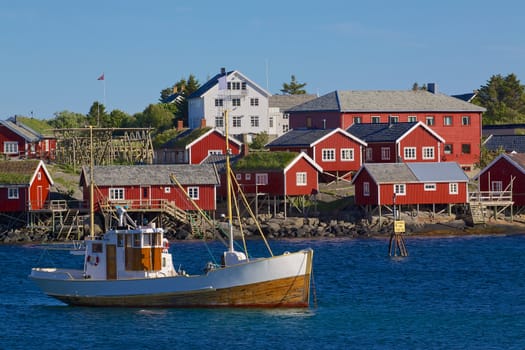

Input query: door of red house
[141,186,151,207]
[37,186,43,209]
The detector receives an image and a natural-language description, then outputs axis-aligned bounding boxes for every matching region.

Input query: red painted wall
[312,132,363,174]
[0,126,26,157]
[189,131,241,164]
[85,184,217,212]
[478,158,525,206]
[285,157,319,196]
[28,166,52,210]
[398,126,442,162]
[290,111,482,169]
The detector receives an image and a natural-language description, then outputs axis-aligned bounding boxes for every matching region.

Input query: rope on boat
[311,266,318,309]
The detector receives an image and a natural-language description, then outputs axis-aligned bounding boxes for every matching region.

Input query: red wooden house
[475,153,525,206]
[0,160,54,212]
[352,162,469,207]
[79,164,220,212]
[347,122,445,163]
[265,128,367,181]
[0,119,56,160]
[155,127,242,164]
[287,88,486,170]
[213,151,322,198]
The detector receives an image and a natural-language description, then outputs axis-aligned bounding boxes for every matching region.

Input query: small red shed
[266,128,366,181]
[0,160,54,212]
[155,127,242,164]
[475,153,525,206]
[352,162,469,206]
[80,164,220,212]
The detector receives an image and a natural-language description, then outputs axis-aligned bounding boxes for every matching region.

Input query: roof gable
[0,120,40,142]
[188,70,270,99]
[475,153,525,179]
[284,152,323,173]
[186,128,242,149]
[347,122,418,142]
[0,160,53,185]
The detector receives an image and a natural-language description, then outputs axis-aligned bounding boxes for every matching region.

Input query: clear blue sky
[1,0,523,119]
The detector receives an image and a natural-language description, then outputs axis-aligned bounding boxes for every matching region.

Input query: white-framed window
[296,172,307,186]
[366,148,373,161]
[164,187,171,194]
[283,113,289,120]
[363,182,370,197]
[341,148,354,161]
[389,115,399,123]
[422,147,435,160]
[322,148,336,161]
[109,188,125,201]
[4,142,18,154]
[462,116,470,125]
[424,183,436,191]
[269,117,273,128]
[232,116,242,127]
[250,116,259,127]
[250,98,259,106]
[282,124,289,133]
[8,187,19,199]
[232,98,241,107]
[491,181,503,192]
[215,115,224,127]
[426,116,435,126]
[255,173,268,185]
[208,150,222,155]
[408,115,417,122]
[214,99,223,107]
[444,116,453,126]
[444,144,453,155]
[188,186,199,199]
[381,147,390,160]
[37,172,42,180]
[449,183,458,194]
[353,116,361,124]
[228,81,241,90]
[371,116,381,123]
[394,184,406,195]
[404,147,416,160]
[245,173,251,181]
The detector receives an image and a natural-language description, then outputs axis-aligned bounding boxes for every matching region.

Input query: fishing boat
[30,118,314,308]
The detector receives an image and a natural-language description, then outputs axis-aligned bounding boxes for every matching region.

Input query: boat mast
[89,125,95,238]
[224,109,234,252]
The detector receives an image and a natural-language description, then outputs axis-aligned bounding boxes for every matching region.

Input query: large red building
[0,119,56,160]
[80,164,220,212]
[287,88,485,170]
[352,162,469,207]
[0,160,54,212]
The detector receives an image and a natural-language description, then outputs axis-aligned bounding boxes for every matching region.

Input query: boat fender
[87,255,99,266]
[163,238,170,252]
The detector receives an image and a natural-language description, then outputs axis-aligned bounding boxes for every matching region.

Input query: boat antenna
[89,125,95,238]
[224,109,234,252]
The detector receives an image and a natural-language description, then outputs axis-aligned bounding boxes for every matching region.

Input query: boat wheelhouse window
[117,234,124,247]
[92,243,103,253]
[143,233,151,246]
[154,233,162,247]
[133,234,141,247]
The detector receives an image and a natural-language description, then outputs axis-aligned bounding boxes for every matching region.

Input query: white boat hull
[30,249,313,307]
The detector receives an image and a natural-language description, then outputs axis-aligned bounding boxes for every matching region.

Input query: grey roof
[406,162,468,182]
[269,94,318,110]
[81,164,219,187]
[288,90,486,113]
[188,70,233,99]
[0,120,40,142]
[347,122,418,142]
[358,162,467,184]
[483,135,525,153]
[266,128,335,147]
[361,163,417,183]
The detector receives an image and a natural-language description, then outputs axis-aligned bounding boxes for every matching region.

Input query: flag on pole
[97,73,105,81]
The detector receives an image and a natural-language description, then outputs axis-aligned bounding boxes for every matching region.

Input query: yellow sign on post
[394,220,405,233]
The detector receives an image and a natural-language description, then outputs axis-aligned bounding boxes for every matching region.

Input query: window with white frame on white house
[215,99,223,107]
[232,98,241,107]
[250,116,259,127]
[232,116,242,127]
[215,115,224,127]
[322,149,335,161]
[296,172,307,186]
[341,148,354,161]
[404,147,416,160]
[250,98,259,106]
[422,147,435,160]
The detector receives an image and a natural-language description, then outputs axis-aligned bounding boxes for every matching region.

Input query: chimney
[427,83,437,94]
[177,120,184,131]
[200,118,206,128]
[220,67,226,75]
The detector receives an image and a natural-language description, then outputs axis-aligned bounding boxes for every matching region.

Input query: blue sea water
[1,234,525,349]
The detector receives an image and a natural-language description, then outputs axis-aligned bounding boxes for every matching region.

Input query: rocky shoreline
[2,211,525,244]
